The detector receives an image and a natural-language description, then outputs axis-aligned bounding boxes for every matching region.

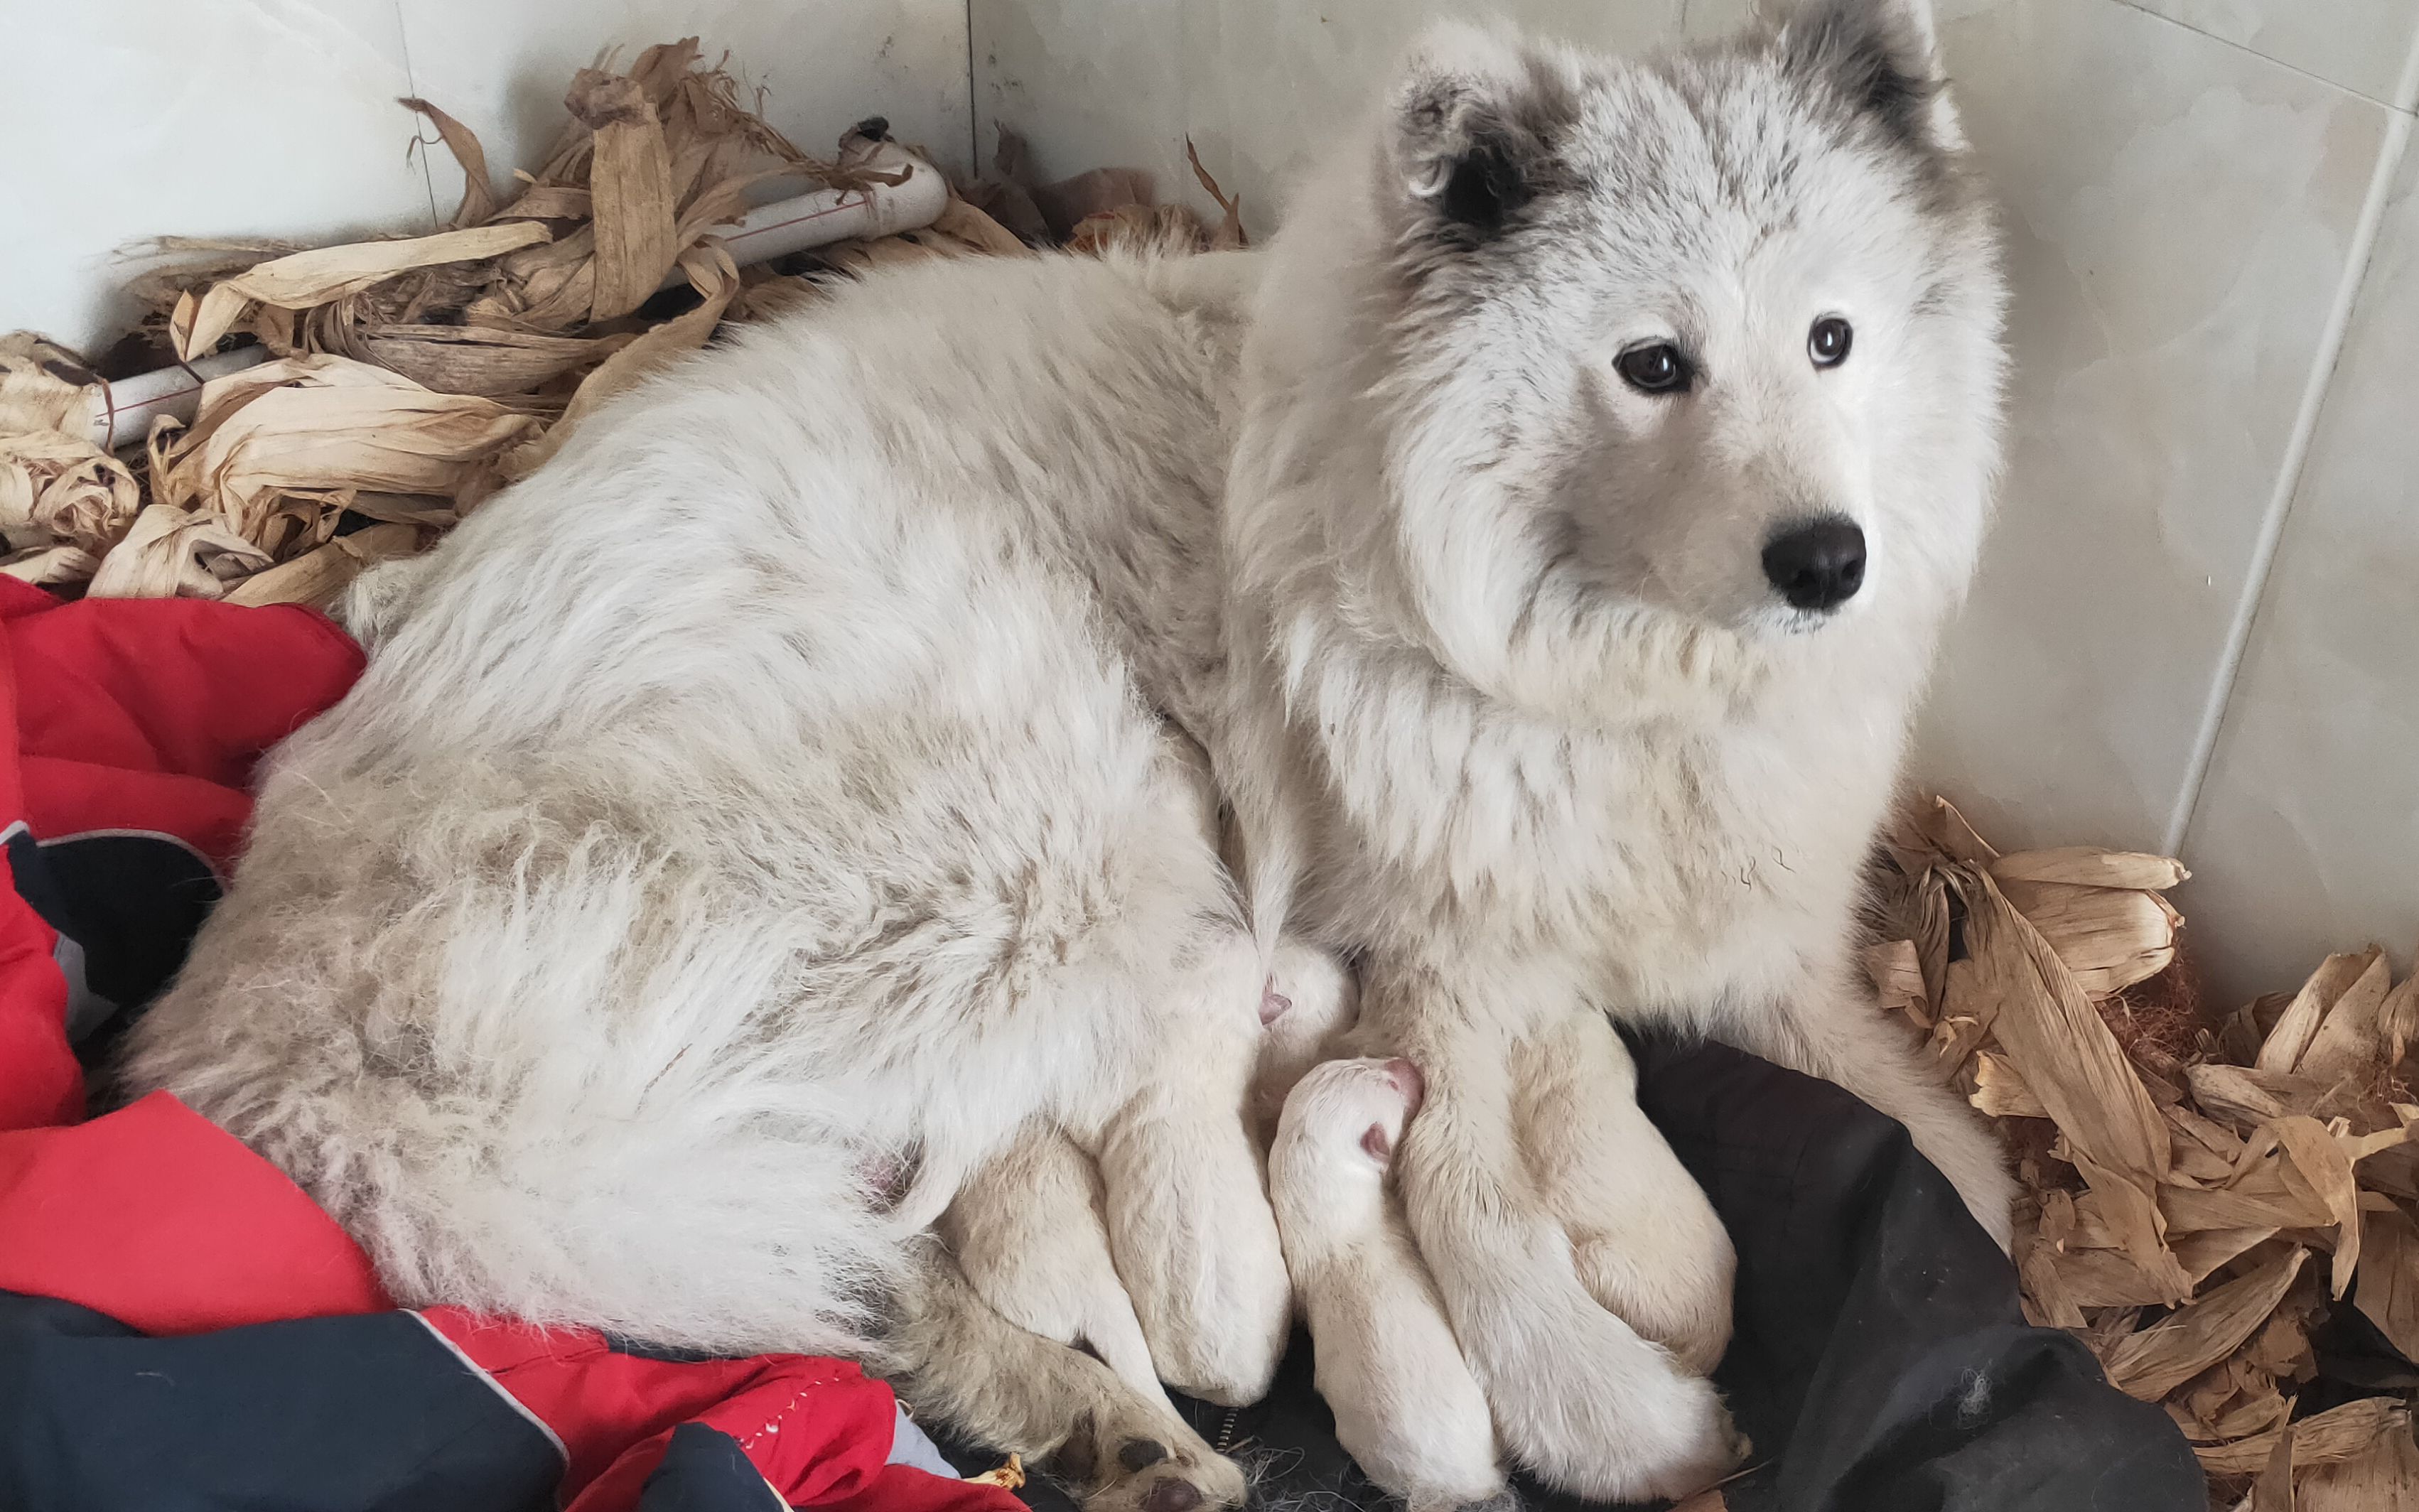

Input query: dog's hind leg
[1352,958,1744,1506]
[887,1241,1246,1512]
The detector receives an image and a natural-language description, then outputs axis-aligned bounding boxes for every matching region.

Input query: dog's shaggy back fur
[117,250,1268,1354]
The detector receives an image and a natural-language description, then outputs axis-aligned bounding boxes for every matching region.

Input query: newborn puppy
[937,1125,1168,1406]
[1271,1058,1507,1512]
[1250,943,1362,1142]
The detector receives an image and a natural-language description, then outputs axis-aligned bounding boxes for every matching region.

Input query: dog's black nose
[1762,517,1866,611]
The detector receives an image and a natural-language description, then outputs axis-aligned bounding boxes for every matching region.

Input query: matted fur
[120,1,2012,1506]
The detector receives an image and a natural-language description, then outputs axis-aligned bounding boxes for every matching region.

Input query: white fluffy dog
[119,0,2011,1505]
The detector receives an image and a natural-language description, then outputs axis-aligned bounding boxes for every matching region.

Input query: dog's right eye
[1615,342,1692,395]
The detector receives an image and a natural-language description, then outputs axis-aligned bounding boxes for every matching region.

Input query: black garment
[944,1033,2200,1512]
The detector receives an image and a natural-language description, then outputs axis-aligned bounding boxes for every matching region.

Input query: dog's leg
[1086,932,1292,1407]
[888,1241,1246,1512]
[1353,960,1745,1506]
[939,1125,1168,1405]
[1722,958,2017,1251]
[1514,1010,1734,1375]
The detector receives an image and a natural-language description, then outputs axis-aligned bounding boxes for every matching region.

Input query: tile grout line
[2106,0,2418,117]
[2162,21,2419,859]
[392,0,442,230]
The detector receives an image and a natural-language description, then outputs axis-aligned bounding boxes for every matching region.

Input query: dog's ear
[1779,0,1965,153]
[1383,22,1573,242]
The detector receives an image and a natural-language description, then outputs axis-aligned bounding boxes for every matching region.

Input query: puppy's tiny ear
[1781,0,1964,153]
[1384,22,1572,240]
[1359,1122,1395,1165]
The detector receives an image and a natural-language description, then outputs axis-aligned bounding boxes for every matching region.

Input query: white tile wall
[974,0,2419,1003]
[2181,131,2419,998]
[0,0,973,352]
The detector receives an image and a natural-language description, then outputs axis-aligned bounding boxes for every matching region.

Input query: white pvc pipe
[88,347,278,451]
[93,143,950,451]
[710,139,950,271]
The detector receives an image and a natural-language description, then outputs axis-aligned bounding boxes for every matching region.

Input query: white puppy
[1271,1057,1506,1512]
[939,1125,1168,1406]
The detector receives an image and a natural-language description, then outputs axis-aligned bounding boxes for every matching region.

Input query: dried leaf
[404,96,497,228]
[84,503,270,599]
[2269,1116,2364,1297]
[2297,1415,2419,1511]
[498,240,736,481]
[1956,867,2185,1292]
[1971,1050,2049,1118]
[149,355,540,551]
[0,430,139,551]
[2102,1246,2307,1400]
[222,522,422,608]
[1867,939,1929,1024]
[1997,876,2181,996]
[1990,848,2190,891]
[2356,1202,2419,1365]
[569,71,681,320]
[2190,1063,2318,1133]
[2249,1420,2294,1512]
[172,222,551,360]
[2261,951,2386,1078]
[2194,1398,2410,1476]
[2297,949,2398,1089]
[0,333,102,436]
[1,542,99,585]
[1185,137,1246,249]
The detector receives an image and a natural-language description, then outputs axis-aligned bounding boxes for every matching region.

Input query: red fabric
[1,577,364,869]
[424,1311,1022,1512]
[0,584,1025,1512]
[0,1091,389,1332]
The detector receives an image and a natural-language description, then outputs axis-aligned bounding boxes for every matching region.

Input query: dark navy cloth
[0,1292,559,1512]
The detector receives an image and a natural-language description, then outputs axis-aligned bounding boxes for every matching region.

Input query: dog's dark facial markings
[1119,1439,1172,1473]
[1442,133,1532,232]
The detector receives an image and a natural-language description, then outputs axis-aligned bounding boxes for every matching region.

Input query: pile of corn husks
[1873,798,2419,1509]
[0,39,1239,609]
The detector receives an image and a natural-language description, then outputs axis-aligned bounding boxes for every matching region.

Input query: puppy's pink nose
[1382,1057,1425,1112]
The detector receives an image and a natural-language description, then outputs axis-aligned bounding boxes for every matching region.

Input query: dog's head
[1250,0,2005,718]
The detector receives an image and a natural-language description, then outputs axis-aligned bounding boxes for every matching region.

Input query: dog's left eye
[1809,316,1853,368]
[1615,342,1693,394]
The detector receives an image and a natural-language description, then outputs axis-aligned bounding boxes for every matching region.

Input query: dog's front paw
[1515,1012,1736,1373]
[1050,1407,1249,1512]
[1097,1108,1291,1403]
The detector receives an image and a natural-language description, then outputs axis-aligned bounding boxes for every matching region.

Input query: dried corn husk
[0,38,1120,603]
[1875,796,2419,1508]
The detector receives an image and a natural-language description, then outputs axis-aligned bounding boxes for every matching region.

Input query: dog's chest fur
[1275,628,1917,1017]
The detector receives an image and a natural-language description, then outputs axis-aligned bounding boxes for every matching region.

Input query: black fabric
[5,825,220,1059]
[944,1034,2201,1512]
[0,1291,563,1512]
[637,1424,788,1512]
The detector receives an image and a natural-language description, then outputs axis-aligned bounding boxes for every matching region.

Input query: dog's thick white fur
[119,0,2011,1505]
[1271,1059,1508,1512]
